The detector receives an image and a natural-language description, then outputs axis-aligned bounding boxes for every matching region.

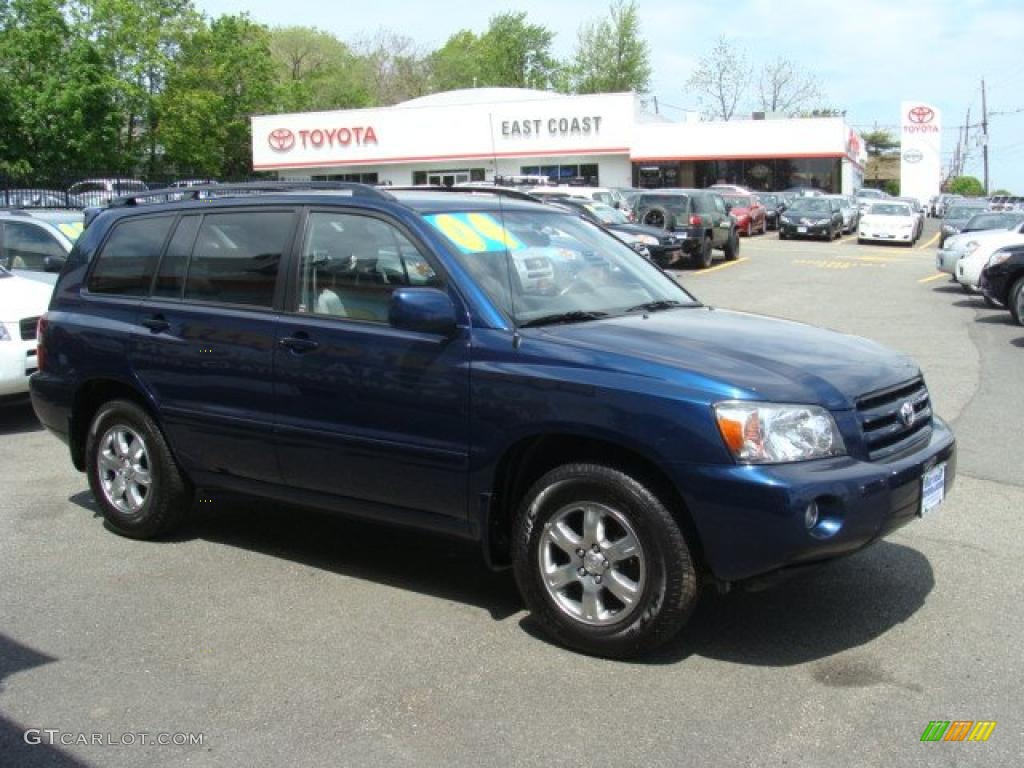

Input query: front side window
[184,211,295,307]
[1,221,66,271]
[88,216,174,295]
[424,209,698,327]
[299,212,440,323]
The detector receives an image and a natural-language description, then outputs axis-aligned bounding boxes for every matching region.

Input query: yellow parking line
[918,272,946,284]
[916,232,940,250]
[691,257,749,275]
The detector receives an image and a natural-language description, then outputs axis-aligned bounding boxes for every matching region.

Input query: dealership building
[251,88,867,194]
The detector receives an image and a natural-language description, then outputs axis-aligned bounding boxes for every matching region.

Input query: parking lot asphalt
[2,218,1021,767]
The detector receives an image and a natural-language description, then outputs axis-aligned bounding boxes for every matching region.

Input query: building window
[311,173,379,184]
[631,158,841,193]
[411,168,486,187]
[520,164,599,185]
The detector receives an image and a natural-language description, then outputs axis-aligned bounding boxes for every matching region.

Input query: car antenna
[489,113,521,349]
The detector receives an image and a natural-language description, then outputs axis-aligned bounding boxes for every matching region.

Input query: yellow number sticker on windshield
[57,222,84,241]
[425,213,524,254]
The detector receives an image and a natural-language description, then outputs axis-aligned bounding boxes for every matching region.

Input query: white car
[936,220,1024,276]
[528,186,634,219]
[857,202,918,245]
[956,231,1024,293]
[0,266,53,400]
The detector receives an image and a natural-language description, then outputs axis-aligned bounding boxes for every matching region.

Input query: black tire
[512,463,698,659]
[857,237,865,245]
[86,399,192,539]
[723,230,740,260]
[641,206,675,231]
[694,235,713,269]
[1010,276,1024,325]
[745,221,753,237]
[778,230,787,240]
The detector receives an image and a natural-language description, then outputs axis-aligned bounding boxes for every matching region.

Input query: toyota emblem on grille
[899,401,916,427]
[268,128,296,152]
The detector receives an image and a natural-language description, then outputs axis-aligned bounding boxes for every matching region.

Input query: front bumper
[0,337,38,397]
[780,222,832,238]
[859,230,914,243]
[935,248,963,275]
[668,416,956,582]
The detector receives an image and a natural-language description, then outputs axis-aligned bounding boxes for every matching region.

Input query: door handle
[141,315,170,333]
[278,335,320,353]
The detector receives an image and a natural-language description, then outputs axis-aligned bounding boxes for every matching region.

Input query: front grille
[19,316,39,341]
[856,377,932,461]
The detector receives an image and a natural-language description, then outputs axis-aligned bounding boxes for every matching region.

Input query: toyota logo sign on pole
[900,101,941,205]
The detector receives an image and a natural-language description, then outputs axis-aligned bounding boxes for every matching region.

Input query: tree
[686,36,750,121]
[429,29,484,92]
[270,26,370,112]
[159,14,277,177]
[861,128,899,157]
[478,12,558,89]
[991,188,1013,196]
[569,0,651,94]
[756,56,821,115]
[353,29,431,105]
[946,175,985,197]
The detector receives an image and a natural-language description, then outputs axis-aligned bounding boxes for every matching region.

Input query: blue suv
[31,182,956,658]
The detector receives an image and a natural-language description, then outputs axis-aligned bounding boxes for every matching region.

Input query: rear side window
[154,216,200,298]
[88,216,174,295]
[184,211,295,307]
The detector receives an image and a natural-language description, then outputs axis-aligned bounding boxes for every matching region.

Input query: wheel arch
[483,433,706,573]
[70,377,163,471]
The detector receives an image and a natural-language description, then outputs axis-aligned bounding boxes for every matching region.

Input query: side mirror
[389,287,458,337]
[43,256,66,273]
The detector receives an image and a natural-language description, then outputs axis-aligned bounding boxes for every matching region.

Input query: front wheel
[86,399,192,539]
[512,464,698,658]
[1010,276,1024,325]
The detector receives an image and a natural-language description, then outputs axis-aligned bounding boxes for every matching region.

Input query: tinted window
[299,212,440,323]
[184,211,295,307]
[88,216,174,295]
[2,221,66,271]
[154,216,200,298]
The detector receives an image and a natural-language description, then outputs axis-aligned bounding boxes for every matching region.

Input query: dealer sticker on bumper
[920,463,946,516]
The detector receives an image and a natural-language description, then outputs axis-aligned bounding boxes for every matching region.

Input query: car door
[131,208,298,483]
[273,208,471,523]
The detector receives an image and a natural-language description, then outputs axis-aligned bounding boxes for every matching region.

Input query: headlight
[780,216,792,225]
[0,323,11,342]
[714,401,846,464]
[814,219,831,226]
[988,250,1013,267]
[634,234,660,246]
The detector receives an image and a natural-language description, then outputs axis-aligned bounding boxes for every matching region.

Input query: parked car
[29,183,958,657]
[857,202,919,246]
[549,198,684,268]
[1,265,52,403]
[782,186,824,198]
[2,189,77,208]
[956,229,1024,294]
[936,219,1024,280]
[68,178,149,208]
[708,184,754,195]
[778,197,844,240]
[631,189,739,267]
[940,202,990,248]
[823,195,860,234]
[721,193,766,236]
[980,244,1024,324]
[894,197,926,241]
[854,188,888,214]
[934,193,963,218]
[758,193,786,230]
[0,210,83,284]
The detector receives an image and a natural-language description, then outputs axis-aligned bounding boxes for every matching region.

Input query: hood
[0,273,53,321]
[535,308,917,409]
[861,213,914,228]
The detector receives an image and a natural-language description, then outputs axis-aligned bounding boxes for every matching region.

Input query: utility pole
[981,78,989,194]
[961,107,970,177]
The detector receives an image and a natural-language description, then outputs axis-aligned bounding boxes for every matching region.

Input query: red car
[723,194,766,236]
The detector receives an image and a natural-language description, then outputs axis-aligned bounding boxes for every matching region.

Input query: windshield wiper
[520,310,608,328]
[625,299,690,313]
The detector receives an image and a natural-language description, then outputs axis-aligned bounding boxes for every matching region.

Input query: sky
[194,0,1024,192]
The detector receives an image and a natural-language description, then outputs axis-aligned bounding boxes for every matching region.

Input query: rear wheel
[86,399,191,539]
[723,230,740,261]
[694,235,714,269]
[745,221,753,237]
[512,464,698,658]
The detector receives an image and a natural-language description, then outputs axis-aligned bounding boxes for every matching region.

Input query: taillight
[36,314,48,372]
[690,215,702,226]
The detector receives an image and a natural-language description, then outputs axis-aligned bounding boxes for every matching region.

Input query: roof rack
[386,185,543,203]
[108,181,394,208]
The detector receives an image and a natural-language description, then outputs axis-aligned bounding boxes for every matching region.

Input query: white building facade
[251,89,866,194]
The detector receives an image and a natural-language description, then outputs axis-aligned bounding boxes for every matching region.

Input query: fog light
[804,501,819,530]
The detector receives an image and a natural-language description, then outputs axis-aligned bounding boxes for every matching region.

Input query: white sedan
[1,266,53,400]
[956,231,1024,294]
[857,202,918,245]
[937,221,1024,276]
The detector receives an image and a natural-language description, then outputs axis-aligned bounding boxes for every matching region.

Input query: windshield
[583,202,629,225]
[424,209,698,326]
[723,195,752,209]
[760,194,779,205]
[868,203,912,216]
[788,199,831,214]
[856,189,885,198]
[966,213,1021,230]
[947,205,986,219]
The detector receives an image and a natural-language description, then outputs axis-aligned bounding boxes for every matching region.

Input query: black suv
[980,244,1024,325]
[631,189,739,268]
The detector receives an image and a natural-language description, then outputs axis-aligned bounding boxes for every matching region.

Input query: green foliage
[991,188,1013,196]
[861,129,899,157]
[883,180,900,196]
[429,30,484,91]
[946,175,985,197]
[569,1,651,95]
[478,11,558,89]
[270,26,371,112]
